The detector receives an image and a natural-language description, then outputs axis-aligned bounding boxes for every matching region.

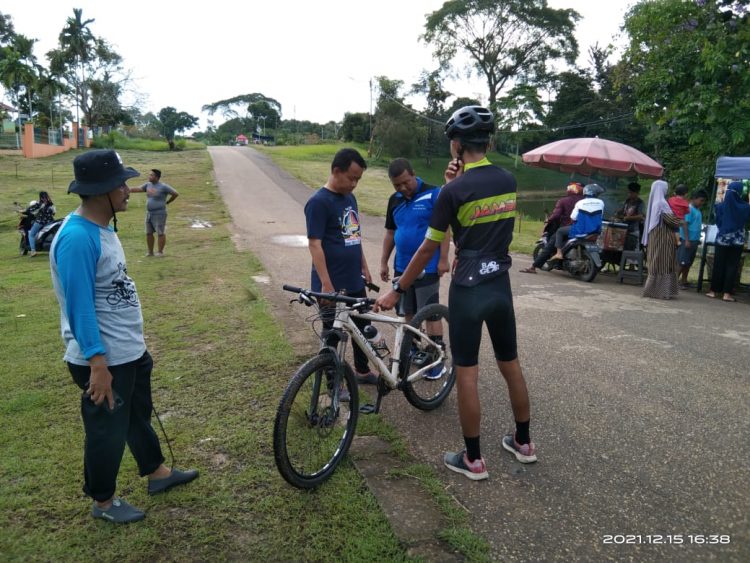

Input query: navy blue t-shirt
[385,179,441,273]
[305,187,365,293]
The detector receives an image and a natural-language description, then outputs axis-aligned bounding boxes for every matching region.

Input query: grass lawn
[0,149,430,560]
[255,143,545,255]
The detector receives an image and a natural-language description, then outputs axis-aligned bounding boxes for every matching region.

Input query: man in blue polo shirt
[380,158,449,379]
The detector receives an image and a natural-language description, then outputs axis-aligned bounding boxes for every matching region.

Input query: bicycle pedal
[359,403,378,415]
[411,351,430,367]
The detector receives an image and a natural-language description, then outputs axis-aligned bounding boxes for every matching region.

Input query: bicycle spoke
[274,355,358,488]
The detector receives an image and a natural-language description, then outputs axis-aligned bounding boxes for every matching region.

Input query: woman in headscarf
[707,181,750,302]
[642,180,681,299]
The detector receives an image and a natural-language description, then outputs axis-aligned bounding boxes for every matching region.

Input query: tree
[47,9,128,128]
[341,112,369,143]
[0,28,40,128]
[412,69,451,164]
[157,106,198,150]
[371,76,423,158]
[422,0,580,111]
[495,82,545,157]
[621,0,750,186]
[57,8,94,124]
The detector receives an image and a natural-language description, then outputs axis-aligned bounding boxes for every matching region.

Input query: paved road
[209,146,749,562]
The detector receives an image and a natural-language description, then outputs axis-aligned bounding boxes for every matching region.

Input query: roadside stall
[696,156,750,291]
[522,137,663,278]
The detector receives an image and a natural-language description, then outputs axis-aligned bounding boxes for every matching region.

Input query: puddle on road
[271,234,307,247]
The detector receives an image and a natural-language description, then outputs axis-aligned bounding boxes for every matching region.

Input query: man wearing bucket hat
[50,149,198,523]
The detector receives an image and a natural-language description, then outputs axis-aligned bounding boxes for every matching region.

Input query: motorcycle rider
[551,184,605,261]
[520,182,583,274]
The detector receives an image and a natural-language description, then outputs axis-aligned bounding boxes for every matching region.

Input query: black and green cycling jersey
[426,157,516,285]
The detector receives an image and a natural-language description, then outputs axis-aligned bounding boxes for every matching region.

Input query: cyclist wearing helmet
[376,106,537,480]
[551,183,605,261]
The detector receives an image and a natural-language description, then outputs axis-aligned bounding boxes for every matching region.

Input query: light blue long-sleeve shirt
[50,213,146,366]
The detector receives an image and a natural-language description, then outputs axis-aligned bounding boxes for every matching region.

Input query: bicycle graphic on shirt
[105,263,139,307]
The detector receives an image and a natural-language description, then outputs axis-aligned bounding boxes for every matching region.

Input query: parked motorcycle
[15,201,62,255]
[533,234,602,282]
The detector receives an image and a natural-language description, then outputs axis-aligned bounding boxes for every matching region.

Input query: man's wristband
[392,280,405,294]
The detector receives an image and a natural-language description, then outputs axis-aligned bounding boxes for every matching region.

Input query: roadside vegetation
[90,131,205,152]
[255,143,547,255]
[0,148,417,560]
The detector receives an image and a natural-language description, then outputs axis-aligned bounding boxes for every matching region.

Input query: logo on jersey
[341,206,362,246]
[479,261,500,275]
[470,200,517,221]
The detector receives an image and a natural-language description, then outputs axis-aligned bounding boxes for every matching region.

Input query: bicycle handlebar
[282,285,377,307]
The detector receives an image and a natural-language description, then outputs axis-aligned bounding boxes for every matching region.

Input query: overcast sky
[2,0,634,128]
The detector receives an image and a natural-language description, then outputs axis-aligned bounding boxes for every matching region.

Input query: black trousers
[321,288,371,373]
[554,226,572,250]
[68,351,165,502]
[533,237,557,268]
[710,245,744,294]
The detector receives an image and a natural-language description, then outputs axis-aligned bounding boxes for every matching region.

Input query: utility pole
[368,77,374,157]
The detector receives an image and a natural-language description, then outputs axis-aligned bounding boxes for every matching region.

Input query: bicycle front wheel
[399,303,456,411]
[273,353,359,489]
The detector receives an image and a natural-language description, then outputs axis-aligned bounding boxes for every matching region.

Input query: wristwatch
[392,280,405,294]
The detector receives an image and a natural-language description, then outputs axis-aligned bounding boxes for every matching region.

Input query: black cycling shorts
[448,272,518,366]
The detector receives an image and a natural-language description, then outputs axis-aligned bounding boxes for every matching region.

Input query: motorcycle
[16,201,62,255]
[533,233,602,283]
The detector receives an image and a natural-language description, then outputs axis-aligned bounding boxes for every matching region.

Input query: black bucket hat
[68,150,140,195]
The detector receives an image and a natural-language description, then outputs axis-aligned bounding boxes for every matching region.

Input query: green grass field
[255,143,546,254]
[0,149,419,561]
[1,147,492,561]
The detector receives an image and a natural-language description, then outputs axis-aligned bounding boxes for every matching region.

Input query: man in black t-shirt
[614,182,645,250]
[375,107,537,480]
[305,148,377,386]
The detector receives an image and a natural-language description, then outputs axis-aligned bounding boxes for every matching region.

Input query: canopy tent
[715,156,750,179]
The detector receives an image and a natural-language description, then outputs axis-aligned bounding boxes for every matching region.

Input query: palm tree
[59,8,94,124]
[0,33,38,146]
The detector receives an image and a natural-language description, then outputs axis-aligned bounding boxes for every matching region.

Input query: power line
[376,88,635,135]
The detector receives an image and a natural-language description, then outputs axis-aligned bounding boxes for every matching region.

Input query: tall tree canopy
[0,13,40,120]
[371,76,423,158]
[412,69,451,163]
[47,8,127,127]
[157,106,198,150]
[621,0,750,185]
[202,92,281,135]
[422,0,580,111]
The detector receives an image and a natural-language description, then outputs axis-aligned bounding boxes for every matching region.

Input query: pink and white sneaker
[502,434,537,463]
[443,450,489,480]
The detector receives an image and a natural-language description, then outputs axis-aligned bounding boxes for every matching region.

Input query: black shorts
[394,272,440,316]
[677,240,699,267]
[448,272,518,366]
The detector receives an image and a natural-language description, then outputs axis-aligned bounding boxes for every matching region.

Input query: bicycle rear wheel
[273,353,359,489]
[399,303,456,411]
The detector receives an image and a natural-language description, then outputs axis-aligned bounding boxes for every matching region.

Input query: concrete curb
[350,436,464,562]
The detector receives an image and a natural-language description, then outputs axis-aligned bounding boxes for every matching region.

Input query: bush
[90,130,204,151]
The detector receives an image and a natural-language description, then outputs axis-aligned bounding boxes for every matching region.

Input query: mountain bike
[273,284,455,489]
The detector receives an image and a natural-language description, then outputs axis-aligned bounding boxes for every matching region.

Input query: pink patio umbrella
[522,137,663,178]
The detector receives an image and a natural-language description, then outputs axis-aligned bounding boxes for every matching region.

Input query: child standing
[677,189,708,289]
[668,184,690,246]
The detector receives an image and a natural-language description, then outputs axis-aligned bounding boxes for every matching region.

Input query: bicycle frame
[329,302,445,389]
